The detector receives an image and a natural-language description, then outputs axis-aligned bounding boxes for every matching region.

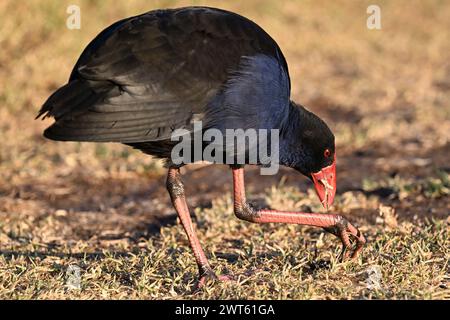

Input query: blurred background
[0,0,448,299]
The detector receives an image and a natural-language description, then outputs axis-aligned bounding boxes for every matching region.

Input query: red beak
[311,155,336,210]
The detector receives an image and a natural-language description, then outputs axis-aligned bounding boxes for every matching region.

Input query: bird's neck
[278,101,311,169]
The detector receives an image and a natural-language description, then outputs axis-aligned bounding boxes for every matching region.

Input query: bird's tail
[36,79,104,121]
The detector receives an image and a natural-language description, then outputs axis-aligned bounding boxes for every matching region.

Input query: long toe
[195,272,234,290]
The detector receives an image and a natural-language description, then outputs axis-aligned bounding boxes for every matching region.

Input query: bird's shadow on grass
[133,213,178,238]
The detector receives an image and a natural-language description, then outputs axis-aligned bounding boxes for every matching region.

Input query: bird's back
[38,7,291,158]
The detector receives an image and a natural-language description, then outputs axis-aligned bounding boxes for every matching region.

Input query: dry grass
[0,0,449,299]
[1,191,448,299]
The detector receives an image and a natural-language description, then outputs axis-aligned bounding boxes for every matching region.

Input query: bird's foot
[195,268,233,290]
[324,216,366,262]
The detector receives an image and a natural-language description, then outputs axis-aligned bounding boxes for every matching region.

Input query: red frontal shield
[311,154,336,210]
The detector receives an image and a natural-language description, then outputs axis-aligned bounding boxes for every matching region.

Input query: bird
[37,6,365,288]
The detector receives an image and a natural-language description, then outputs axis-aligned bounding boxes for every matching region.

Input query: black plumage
[38,7,333,170]
[38,7,288,144]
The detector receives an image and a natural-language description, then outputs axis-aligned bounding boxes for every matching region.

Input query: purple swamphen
[37,7,365,287]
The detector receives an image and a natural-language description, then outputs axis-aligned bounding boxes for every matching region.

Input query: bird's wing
[38,7,290,143]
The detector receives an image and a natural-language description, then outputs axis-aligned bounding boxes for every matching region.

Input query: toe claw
[195,269,233,290]
[326,216,366,261]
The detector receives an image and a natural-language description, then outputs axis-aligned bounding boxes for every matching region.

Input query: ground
[0,0,449,299]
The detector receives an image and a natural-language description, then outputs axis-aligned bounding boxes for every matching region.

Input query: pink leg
[232,167,366,260]
[167,167,231,288]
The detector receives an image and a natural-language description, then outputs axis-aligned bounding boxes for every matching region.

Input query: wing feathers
[38,79,190,143]
[38,7,291,147]
[44,119,185,142]
[43,102,190,142]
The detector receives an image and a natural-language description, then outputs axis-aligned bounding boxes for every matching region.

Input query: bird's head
[281,102,336,210]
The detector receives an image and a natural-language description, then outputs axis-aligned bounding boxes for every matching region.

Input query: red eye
[324,149,331,158]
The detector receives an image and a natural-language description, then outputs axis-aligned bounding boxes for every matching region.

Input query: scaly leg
[166,167,230,288]
[232,166,365,260]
